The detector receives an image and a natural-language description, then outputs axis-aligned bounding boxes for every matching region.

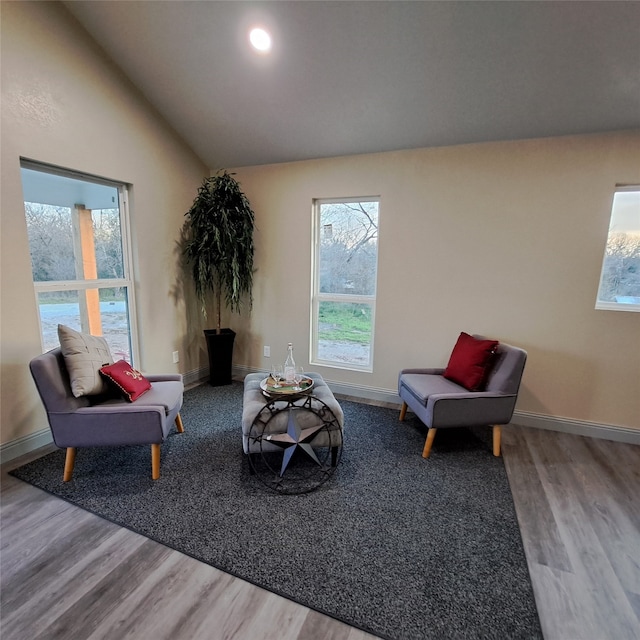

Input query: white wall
[230,132,640,431]
[1,1,207,448]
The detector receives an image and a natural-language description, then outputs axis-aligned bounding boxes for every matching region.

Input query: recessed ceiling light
[249,27,271,53]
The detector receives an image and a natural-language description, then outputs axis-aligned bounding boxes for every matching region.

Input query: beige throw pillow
[58,324,114,397]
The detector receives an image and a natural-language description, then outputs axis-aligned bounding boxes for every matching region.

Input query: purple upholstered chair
[29,348,184,481]
[398,338,527,458]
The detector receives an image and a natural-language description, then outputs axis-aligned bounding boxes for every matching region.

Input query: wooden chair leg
[175,413,184,433]
[492,425,502,457]
[63,447,76,482]
[422,428,437,458]
[399,402,408,421]
[151,443,161,480]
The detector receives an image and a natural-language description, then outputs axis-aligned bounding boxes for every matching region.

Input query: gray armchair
[29,348,184,481]
[398,339,526,458]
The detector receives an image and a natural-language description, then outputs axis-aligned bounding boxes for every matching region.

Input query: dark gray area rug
[11,382,542,640]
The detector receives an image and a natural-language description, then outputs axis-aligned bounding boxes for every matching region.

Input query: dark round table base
[247,395,343,494]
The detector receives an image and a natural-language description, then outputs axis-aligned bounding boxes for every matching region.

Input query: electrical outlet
[172,351,179,363]
[264,345,270,357]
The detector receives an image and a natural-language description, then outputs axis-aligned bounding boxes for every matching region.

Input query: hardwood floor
[1,423,639,640]
[502,428,640,640]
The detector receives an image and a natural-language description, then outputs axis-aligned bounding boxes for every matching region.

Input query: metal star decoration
[266,408,326,476]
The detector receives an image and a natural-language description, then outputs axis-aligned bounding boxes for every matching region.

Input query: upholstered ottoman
[242,372,344,492]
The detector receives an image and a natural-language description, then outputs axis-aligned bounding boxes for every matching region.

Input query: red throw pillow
[99,360,152,402]
[443,332,499,391]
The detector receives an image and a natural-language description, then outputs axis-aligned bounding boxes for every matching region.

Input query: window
[595,186,640,312]
[20,160,139,362]
[311,198,379,371]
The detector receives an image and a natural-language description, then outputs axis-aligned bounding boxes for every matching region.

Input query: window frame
[310,196,380,372]
[595,184,640,313]
[20,159,141,364]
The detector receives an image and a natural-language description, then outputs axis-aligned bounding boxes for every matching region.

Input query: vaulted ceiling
[63,1,640,169]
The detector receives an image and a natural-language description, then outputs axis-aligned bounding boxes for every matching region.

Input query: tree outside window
[312,198,379,370]
[21,162,138,361]
[596,188,640,312]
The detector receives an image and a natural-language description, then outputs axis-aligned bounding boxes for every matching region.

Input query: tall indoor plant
[183,170,255,385]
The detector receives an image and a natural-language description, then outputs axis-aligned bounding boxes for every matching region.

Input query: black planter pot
[204,328,235,386]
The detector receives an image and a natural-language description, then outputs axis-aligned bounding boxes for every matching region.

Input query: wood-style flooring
[1,417,639,640]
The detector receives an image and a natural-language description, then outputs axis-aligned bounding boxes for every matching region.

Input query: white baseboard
[235,365,640,445]
[4,366,637,464]
[322,380,401,406]
[183,365,209,388]
[1,428,53,465]
[511,410,640,445]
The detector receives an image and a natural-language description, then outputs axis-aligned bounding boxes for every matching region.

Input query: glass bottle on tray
[284,343,296,384]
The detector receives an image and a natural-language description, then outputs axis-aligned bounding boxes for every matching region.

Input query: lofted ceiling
[63,1,640,169]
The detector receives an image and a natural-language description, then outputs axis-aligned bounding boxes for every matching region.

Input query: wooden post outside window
[73,204,102,336]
